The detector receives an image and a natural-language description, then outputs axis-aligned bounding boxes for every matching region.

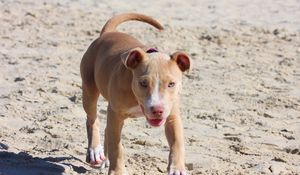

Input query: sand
[0,0,300,174]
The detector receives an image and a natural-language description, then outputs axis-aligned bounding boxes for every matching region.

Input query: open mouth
[146,118,166,127]
[140,105,166,127]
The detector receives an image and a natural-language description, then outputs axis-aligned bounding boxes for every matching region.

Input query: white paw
[87,144,108,168]
[168,169,188,175]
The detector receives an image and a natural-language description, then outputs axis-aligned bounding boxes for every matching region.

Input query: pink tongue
[148,118,163,126]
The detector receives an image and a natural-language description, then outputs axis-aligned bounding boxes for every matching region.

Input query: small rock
[86,31,93,36]
[25,12,36,18]
[201,35,212,41]
[271,157,286,163]
[157,165,165,173]
[291,148,299,154]
[37,88,46,92]
[14,77,25,82]
[186,163,194,170]
[273,29,280,35]
[224,136,241,142]
[69,95,77,103]
[280,129,289,133]
[255,122,263,126]
[133,140,146,146]
[51,42,58,47]
[269,163,287,174]
[282,134,295,140]
[191,53,197,57]
[60,106,68,110]
[263,113,273,118]
[51,88,58,93]
[38,116,47,122]
[214,124,218,129]
[44,125,53,129]
[0,143,9,150]
[19,126,36,134]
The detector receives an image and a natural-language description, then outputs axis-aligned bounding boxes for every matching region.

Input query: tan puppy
[80,13,191,175]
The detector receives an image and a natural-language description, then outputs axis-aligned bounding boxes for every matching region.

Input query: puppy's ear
[121,48,146,69]
[171,51,191,72]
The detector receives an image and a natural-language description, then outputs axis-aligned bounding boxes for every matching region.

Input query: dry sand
[0,0,300,174]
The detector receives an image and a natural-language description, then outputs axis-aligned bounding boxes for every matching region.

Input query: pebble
[269,163,287,174]
[273,29,280,36]
[14,77,25,82]
[0,142,9,150]
[186,163,194,170]
[69,95,77,103]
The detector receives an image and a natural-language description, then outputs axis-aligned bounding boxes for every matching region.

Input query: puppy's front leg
[86,116,108,167]
[82,85,106,166]
[107,105,126,175]
[165,114,186,175]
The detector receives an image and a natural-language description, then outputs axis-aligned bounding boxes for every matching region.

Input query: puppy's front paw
[168,161,188,175]
[86,144,108,168]
[168,169,188,175]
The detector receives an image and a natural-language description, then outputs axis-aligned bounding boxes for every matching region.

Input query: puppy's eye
[168,82,175,88]
[139,81,148,88]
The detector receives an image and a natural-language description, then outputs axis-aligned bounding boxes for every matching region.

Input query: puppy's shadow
[0,150,88,175]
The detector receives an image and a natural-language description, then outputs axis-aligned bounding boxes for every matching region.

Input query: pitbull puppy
[80,13,191,175]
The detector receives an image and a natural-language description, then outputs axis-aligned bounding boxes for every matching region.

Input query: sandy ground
[1,0,300,174]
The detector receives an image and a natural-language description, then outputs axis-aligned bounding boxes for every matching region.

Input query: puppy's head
[121,47,191,127]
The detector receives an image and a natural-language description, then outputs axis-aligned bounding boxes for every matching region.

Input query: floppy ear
[121,48,146,69]
[171,51,191,72]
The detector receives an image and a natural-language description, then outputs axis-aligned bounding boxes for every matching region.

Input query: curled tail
[100,13,164,36]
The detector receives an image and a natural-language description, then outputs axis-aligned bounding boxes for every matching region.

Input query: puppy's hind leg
[82,83,106,167]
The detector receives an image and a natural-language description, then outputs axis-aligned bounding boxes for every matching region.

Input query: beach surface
[0,0,300,174]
